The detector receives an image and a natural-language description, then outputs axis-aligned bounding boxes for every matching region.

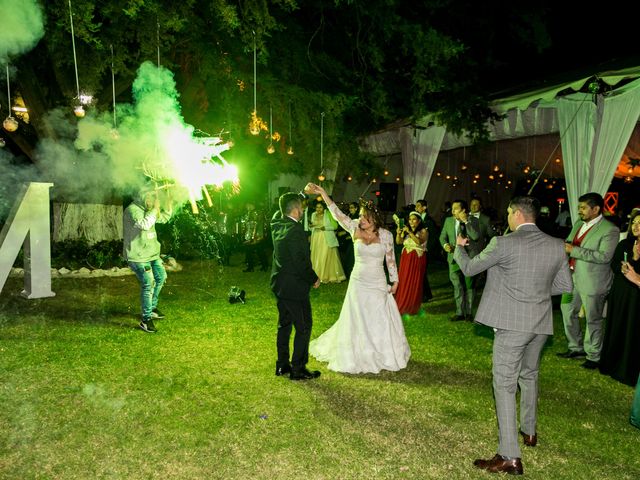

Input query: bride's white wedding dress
[309,204,411,374]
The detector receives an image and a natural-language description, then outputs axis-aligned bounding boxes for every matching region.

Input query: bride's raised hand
[304,182,321,194]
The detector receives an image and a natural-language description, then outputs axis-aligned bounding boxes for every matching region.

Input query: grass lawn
[1,258,639,479]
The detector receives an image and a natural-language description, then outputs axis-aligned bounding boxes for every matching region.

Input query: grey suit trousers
[560,285,607,362]
[493,329,549,459]
[449,267,474,316]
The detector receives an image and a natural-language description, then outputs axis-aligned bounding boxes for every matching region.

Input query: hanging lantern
[395,176,400,182]
[347,175,352,182]
[318,172,326,182]
[3,116,18,132]
[267,105,275,153]
[249,31,260,135]
[4,65,18,132]
[461,164,468,171]
[287,102,294,155]
[74,105,85,118]
[384,169,389,176]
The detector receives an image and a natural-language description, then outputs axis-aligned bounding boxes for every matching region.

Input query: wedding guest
[439,199,481,321]
[600,211,640,385]
[394,212,428,315]
[123,188,172,333]
[337,202,359,278]
[310,202,346,283]
[558,192,619,369]
[415,199,437,300]
[455,195,573,475]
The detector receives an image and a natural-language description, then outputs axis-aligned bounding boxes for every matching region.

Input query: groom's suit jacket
[454,224,573,335]
[565,218,619,296]
[270,215,318,301]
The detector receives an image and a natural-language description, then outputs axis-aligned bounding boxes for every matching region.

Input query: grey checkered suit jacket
[454,224,573,335]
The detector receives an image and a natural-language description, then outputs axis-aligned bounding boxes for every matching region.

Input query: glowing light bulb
[555,158,561,164]
[395,177,400,182]
[493,165,499,172]
[74,106,85,118]
[3,116,18,132]
[384,170,389,176]
[318,173,326,182]
[267,143,275,154]
[461,164,468,171]
[347,175,352,181]
[287,146,294,155]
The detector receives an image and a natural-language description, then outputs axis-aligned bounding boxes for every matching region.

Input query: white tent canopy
[361,66,640,220]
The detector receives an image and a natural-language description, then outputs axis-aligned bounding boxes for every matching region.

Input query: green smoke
[0,0,44,62]
[38,62,208,206]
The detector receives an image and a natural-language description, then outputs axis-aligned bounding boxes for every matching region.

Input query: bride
[305,183,410,374]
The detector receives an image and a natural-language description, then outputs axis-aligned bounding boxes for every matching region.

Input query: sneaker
[151,308,165,319]
[139,319,157,333]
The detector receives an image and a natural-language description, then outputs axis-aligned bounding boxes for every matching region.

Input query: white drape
[399,126,445,205]
[558,77,640,221]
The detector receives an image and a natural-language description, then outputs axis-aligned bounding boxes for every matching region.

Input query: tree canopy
[5,0,563,194]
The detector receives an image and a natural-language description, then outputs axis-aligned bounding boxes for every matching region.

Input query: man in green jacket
[123,188,173,333]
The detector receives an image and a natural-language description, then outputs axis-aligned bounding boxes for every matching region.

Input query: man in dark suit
[271,192,321,380]
[455,196,573,475]
[469,197,496,250]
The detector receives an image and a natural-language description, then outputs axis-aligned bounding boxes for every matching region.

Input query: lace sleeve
[382,229,398,282]
[328,203,358,237]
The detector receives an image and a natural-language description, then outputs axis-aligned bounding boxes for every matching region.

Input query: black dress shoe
[556,350,586,358]
[290,368,321,380]
[473,454,523,475]
[581,359,600,369]
[275,365,292,376]
[519,430,537,447]
[450,314,466,322]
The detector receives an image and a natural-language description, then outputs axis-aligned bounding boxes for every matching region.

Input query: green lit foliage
[25,1,551,176]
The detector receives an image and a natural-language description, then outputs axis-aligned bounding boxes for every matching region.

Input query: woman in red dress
[394,212,428,315]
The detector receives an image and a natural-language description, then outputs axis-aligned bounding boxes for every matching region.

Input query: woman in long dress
[310,202,346,283]
[394,212,428,315]
[599,211,640,385]
[306,183,411,374]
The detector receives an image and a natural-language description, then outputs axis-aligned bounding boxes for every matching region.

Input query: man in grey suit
[558,192,619,369]
[455,196,573,475]
[440,199,481,321]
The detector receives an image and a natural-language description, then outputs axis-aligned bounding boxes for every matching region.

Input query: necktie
[459,222,467,238]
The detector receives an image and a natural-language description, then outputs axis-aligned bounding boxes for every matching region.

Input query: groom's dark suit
[271,214,319,374]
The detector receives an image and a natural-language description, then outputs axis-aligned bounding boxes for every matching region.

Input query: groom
[271,192,321,380]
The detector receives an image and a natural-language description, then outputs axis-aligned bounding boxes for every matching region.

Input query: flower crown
[358,198,380,215]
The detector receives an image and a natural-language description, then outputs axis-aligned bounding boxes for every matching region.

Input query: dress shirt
[577,214,603,237]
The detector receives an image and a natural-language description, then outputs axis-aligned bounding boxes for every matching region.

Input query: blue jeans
[128,259,167,321]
